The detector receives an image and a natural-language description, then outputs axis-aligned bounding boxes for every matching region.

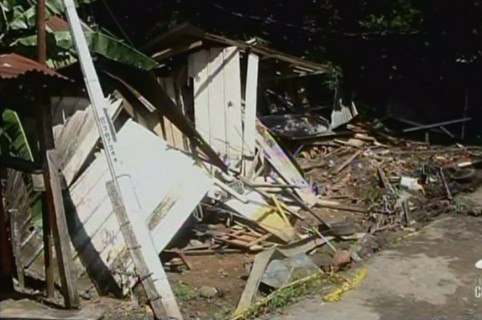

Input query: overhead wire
[101,0,135,47]
[209,2,420,37]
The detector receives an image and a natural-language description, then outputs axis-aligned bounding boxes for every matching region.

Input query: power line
[210,2,420,38]
[101,0,135,46]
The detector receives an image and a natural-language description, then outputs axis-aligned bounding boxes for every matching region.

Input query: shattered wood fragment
[333,149,363,174]
[439,168,453,201]
[354,133,376,142]
[255,120,317,206]
[239,177,305,220]
[316,199,368,213]
[377,165,393,191]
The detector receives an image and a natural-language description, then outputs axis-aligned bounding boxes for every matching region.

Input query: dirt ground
[168,253,251,319]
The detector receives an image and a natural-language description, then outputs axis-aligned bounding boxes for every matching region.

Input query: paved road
[269,215,482,320]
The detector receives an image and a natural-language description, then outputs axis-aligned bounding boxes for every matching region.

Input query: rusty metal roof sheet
[0,53,67,80]
[46,16,70,32]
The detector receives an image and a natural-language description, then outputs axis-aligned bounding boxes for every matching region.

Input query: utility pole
[62,0,182,318]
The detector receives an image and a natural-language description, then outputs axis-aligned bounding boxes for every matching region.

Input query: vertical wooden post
[36,0,56,299]
[37,0,47,65]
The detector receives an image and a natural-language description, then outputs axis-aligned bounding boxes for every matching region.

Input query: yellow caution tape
[322,267,368,302]
[231,267,368,320]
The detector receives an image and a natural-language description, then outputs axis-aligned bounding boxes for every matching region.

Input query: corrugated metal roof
[0,53,67,80]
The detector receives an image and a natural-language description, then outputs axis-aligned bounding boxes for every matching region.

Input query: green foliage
[0,0,158,70]
[172,281,198,302]
[357,0,422,34]
[13,28,158,70]
[0,109,34,160]
[0,109,42,223]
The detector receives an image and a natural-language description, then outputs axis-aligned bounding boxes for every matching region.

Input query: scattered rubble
[2,17,482,320]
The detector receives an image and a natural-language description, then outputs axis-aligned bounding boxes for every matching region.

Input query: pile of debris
[4,20,482,320]
[153,117,482,318]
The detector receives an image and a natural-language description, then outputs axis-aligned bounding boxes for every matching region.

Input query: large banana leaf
[0,109,34,160]
[1,0,98,32]
[13,28,158,70]
[0,109,42,223]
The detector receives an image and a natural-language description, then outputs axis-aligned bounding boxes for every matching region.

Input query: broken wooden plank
[255,120,316,206]
[61,99,122,186]
[189,50,212,148]
[377,165,393,191]
[224,190,295,243]
[208,48,228,155]
[159,78,186,150]
[152,40,203,61]
[316,199,368,213]
[333,149,363,174]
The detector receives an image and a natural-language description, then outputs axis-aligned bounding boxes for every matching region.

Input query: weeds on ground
[172,281,198,302]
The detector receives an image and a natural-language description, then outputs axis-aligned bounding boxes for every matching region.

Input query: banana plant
[0,0,157,70]
[0,1,157,224]
[0,108,43,223]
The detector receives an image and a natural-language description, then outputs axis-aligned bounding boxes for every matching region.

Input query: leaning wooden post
[47,150,80,308]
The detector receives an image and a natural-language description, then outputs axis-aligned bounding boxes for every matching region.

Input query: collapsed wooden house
[4,22,344,306]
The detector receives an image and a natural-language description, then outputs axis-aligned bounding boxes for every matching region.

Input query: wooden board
[158,78,187,150]
[67,120,212,292]
[189,47,244,164]
[207,48,228,155]
[256,120,317,207]
[51,97,91,127]
[243,53,259,173]
[189,50,211,146]
[222,47,243,161]
[57,98,122,186]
